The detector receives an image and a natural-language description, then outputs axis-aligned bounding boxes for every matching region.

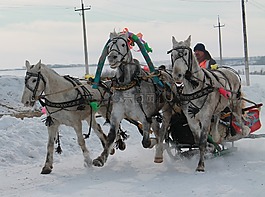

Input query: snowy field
[0,66,265,197]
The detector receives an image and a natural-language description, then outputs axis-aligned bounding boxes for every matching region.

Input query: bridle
[167,46,193,72]
[108,35,139,86]
[107,36,131,63]
[168,46,200,88]
[24,71,46,102]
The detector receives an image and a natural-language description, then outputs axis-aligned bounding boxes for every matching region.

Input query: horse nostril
[113,55,118,60]
[178,74,182,78]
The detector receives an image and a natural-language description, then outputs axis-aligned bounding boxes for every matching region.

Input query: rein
[40,76,93,110]
[25,71,95,110]
[37,83,86,99]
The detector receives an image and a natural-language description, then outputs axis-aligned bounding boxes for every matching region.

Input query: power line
[249,0,265,12]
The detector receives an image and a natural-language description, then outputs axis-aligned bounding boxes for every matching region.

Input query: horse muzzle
[175,81,183,86]
[173,76,183,85]
[108,60,120,69]
[21,95,36,107]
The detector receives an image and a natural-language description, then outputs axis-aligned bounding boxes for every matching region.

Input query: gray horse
[92,31,177,167]
[21,60,113,174]
[169,36,250,172]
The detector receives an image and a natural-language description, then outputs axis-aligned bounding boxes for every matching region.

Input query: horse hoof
[93,158,104,167]
[142,140,151,149]
[41,167,52,174]
[196,166,205,172]
[154,157,163,163]
[84,158,93,168]
[118,142,126,151]
[110,148,115,155]
[148,138,158,149]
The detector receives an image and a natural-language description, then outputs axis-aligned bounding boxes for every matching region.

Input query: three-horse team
[21,30,256,174]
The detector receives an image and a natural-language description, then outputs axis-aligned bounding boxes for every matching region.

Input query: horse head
[21,60,46,107]
[107,31,132,69]
[169,35,196,84]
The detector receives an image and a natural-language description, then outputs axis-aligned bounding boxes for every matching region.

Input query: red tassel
[219,87,231,99]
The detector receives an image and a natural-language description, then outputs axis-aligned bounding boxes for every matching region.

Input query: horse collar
[112,79,138,91]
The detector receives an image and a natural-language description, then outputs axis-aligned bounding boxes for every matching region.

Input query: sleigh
[165,102,264,159]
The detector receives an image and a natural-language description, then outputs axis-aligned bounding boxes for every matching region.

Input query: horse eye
[122,43,125,47]
[32,79,37,83]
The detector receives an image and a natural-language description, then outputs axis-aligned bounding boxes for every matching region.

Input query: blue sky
[0,0,264,69]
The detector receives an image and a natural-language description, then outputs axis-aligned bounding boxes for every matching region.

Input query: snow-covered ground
[0,67,265,197]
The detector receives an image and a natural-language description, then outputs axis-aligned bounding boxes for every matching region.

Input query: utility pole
[214,15,225,66]
[241,0,250,86]
[75,0,91,75]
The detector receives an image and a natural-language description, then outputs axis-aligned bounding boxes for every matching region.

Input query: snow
[0,68,265,197]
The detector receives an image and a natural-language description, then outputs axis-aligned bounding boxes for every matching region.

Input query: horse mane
[41,63,61,77]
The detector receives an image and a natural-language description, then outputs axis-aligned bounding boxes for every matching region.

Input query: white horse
[21,60,112,174]
[92,31,177,167]
[169,36,250,172]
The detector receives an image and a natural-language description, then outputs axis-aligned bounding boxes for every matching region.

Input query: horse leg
[149,120,159,149]
[93,115,122,167]
[87,115,116,155]
[115,125,127,151]
[196,124,209,172]
[41,124,59,174]
[141,120,152,148]
[211,115,221,143]
[73,123,92,167]
[154,111,171,163]
[188,118,209,172]
[86,115,108,148]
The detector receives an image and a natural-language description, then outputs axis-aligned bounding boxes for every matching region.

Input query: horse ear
[109,32,113,39]
[172,36,178,46]
[185,35,191,47]
[25,60,30,69]
[110,32,115,39]
[36,60,42,70]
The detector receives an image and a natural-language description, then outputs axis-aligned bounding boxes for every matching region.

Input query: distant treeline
[237,69,265,75]
[216,56,265,66]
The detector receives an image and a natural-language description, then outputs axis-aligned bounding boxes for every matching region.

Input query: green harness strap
[92,39,111,89]
[130,34,164,88]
